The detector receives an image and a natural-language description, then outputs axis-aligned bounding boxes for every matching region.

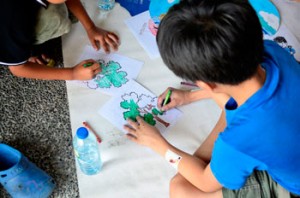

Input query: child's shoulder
[263,39,289,58]
[263,39,282,49]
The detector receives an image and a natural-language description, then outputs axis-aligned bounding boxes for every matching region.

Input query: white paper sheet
[62,2,227,197]
[99,80,182,133]
[72,45,144,95]
[125,11,160,59]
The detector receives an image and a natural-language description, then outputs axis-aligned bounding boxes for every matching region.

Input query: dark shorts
[222,171,300,198]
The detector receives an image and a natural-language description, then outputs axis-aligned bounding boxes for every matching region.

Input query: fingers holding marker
[83,59,96,68]
[83,61,100,70]
[82,61,101,78]
[160,89,172,111]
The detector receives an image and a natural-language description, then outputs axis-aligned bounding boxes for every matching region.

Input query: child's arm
[157,88,212,111]
[157,86,230,111]
[193,110,226,163]
[8,60,100,80]
[65,0,120,53]
[124,116,223,193]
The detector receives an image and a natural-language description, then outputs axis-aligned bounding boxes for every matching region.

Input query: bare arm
[8,59,100,80]
[65,0,119,52]
[193,110,226,163]
[124,116,224,193]
[157,88,212,111]
[65,0,94,31]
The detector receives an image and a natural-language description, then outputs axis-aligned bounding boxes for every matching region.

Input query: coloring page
[125,11,160,59]
[74,45,144,95]
[264,23,300,62]
[99,80,182,133]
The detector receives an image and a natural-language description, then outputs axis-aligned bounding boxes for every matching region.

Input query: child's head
[157,0,264,85]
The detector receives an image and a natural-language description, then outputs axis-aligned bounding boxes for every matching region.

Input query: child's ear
[195,81,216,91]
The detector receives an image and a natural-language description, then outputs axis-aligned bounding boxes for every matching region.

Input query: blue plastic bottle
[73,127,102,175]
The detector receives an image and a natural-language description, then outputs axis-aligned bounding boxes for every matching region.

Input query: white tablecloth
[62,1,221,197]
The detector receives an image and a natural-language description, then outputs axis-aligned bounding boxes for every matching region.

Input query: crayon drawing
[99,80,182,133]
[90,60,128,89]
[120,92,170,127]
[74,45,144,95]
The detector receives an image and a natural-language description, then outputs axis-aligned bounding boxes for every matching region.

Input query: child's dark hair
[156,0,263,85]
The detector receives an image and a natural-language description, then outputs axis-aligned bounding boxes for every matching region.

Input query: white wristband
[165,149,182,170]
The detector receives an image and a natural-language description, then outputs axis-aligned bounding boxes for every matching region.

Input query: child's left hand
[86,25,120,53]
[124,117,168,153]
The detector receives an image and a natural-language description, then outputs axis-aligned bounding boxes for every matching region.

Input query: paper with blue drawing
[249,0,280,35]
[75,45,143,95]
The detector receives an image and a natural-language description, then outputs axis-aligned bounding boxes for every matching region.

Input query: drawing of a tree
[120,92,170,127]
[94,60,128,88]
[120,98,140,122]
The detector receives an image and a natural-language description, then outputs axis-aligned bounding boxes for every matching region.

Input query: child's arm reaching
[157,85,230,111]
[157,87,212,111]
[65,0,120,53]
[8,59,100,80]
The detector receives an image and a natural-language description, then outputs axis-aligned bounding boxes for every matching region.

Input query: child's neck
[229,65,266,107]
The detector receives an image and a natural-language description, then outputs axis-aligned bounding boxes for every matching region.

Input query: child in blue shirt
[124,0,300,197]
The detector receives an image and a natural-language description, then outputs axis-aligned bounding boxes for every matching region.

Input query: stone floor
[0,38,79,198]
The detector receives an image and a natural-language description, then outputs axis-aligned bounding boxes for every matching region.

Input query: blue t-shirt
[210,40,300,195]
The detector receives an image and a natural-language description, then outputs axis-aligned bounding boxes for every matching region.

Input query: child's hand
[157,88,190,111]
[86,26,120,53]
[124,117,167,152]
[72,59,101,80]
[28,54,52,65]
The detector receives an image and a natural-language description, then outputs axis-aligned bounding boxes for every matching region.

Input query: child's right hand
[72,59,101,80]
[157,88,191,111]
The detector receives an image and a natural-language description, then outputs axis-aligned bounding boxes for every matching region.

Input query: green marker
[83,62,94,68]
[161,89,172,113]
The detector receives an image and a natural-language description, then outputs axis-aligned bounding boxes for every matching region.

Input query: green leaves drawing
[120,99,140,121]
[143,113,156,126]
[120,99,156,126]
[94,60,128,88]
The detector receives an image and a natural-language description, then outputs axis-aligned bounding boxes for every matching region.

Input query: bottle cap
[76,127,89,139]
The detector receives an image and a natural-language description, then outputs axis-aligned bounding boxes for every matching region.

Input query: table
[62,1,221,197]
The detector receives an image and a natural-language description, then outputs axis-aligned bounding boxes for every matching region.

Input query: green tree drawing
[120,99,141,122]
[94,60,128,88]
[120,93,170,127]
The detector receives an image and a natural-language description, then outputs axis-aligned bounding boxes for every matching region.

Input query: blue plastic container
[116,0,150,16]
[0,143,55,198]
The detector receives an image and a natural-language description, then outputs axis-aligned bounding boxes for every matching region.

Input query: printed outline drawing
[120,92,170,127]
